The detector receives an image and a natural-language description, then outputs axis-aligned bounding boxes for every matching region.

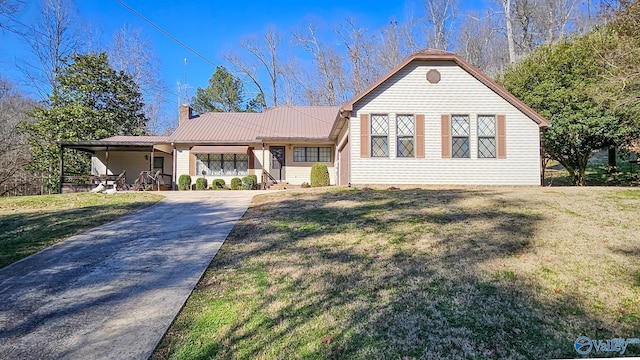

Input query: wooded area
[0,0,638,194]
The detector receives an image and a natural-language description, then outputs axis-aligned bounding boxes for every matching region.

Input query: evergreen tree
[23,52,147,192]
[499,29,638,185]
[192,65,264,113]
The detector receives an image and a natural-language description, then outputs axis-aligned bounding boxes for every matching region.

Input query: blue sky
[1,0,485,104]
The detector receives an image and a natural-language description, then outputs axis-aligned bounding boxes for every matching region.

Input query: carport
[57,136,174,193]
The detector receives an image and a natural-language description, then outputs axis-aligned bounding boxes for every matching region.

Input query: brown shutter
[415,114,425,158]
[189,151,196,176]
[248,147,255,175]
[360,114,370,158]
[497,115,506,159]
[441,115,451,158]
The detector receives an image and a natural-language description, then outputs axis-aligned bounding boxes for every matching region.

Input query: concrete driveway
[0,191,264,359]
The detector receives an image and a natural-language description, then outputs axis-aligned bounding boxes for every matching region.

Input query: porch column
[58,145,64,194]
[150,146,154,173]
[105,146,109,175]
[261,142,266,189]
[150,146,156,191]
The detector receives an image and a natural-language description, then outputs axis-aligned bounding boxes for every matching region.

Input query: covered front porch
[58,137,174,193]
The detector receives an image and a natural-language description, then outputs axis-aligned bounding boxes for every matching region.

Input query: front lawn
[0,192,163,268]
[154,187,640,359]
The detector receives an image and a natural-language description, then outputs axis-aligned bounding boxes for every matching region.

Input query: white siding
[264,144,336,185]
[175,146,269,187]
[175,146,191,180]
[351,61,542,185]
[91,151,173,185]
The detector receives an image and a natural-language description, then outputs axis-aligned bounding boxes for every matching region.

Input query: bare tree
[456,11,508,76]
[335,18,382,95]
[500,0,517,63]
[293,22,347,106]
[226,26,282,108]
[278,55,308,106]
[0,0,23,32]
[490,0,596,65]
[0,77,37,196]
[399,8,424,54]
[17,0,84,99]
[378,19,404,72]
[108,24,171,134]
[538,0,580,42]
[424,0,458,50]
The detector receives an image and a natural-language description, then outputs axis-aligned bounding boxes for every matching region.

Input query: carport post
[58,145,64,194]
[105,146,109,175]
[150,146,157,191]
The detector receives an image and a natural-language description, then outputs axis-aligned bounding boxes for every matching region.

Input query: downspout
[171,143,177,191]
[539,128,545,186]
[261,142,265,189]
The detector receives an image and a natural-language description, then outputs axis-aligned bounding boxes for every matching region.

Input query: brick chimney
[179,104,192,125]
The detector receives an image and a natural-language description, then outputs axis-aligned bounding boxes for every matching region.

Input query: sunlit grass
[154,186,640,359]
[0,192,163,268]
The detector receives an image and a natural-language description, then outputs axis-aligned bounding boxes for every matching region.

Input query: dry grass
[153,186,640,359]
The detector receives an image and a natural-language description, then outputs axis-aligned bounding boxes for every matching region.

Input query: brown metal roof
[190,145,249,154]
[169,106,340,143]
[100,135,170,143]
[341,49,550,128]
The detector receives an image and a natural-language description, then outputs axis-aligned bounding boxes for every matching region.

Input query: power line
[114,0,217,68]
[113,0,339,128]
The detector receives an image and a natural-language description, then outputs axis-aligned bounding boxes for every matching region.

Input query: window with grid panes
[396,115,415,157]
[292,147,332,162]
[293,147,305,162]
[195,153,248,176]
[370,114,389,157]
[477,115,497,158]
[451,115,470,158]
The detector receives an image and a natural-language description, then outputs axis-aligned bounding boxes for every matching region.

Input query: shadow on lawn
[0,196,243,359]
[0,199,158,269]
[161,188,637,359]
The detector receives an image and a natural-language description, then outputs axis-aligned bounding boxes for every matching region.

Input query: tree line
[499,1,640,185]
[210,0,606,109]
[0,0,167,194]
[0,0,637,194]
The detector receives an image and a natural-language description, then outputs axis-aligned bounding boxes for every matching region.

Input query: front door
[270,146,285,181]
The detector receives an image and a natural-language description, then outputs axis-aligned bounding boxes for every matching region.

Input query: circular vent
[426,69,441,84]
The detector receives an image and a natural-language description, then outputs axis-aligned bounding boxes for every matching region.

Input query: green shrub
[248,174,258,189]
[310,163,330,187]
[212,178,225,190]
[230,177,242,190]
[178,174,192,191]
[242,174,258,190]
[195,177,208,190]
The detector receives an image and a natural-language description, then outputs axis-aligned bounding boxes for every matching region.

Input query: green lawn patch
[153,187,640,359]
[0,192,163,268]
[545,149,640,186]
